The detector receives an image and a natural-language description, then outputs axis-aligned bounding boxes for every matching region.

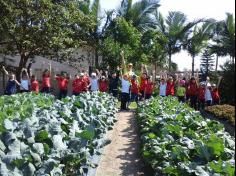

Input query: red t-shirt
[131,80,139,94]
[99,80,108,92]
[140,77,148,92]
[166,82,175,96]
[185,82,190,96]
[146,82,155,95]
[56,76,69,90]
[198,87,205,101]
[31,80,39,93]
[73,78,86,93]
[188,83,198,96]
[83,76,90,86]
[212,88,220,101]
[42,74,51,88]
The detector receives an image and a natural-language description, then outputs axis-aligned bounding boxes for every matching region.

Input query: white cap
[80,73,84,77]
[212,84,216,87]
[91,73,96,77]
[207,83,211,87]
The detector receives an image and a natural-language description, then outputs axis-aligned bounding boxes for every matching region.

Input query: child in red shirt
[145,76,155,99]
[130,75,139,104]
[99,76,108,92]
[188,77,199,110]
[55,72,70,99]
[41,69,51,93]
[212,84,220,105]
[139,73,148,100]
[211,76,222,105]
[30,75,39,94]
[72,73,87,96]
[198,83,206,110]
[166,77,175,96]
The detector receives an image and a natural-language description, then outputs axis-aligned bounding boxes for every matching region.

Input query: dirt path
[96,112,146,176]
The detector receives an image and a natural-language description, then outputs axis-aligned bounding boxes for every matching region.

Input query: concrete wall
[0,47,101,95]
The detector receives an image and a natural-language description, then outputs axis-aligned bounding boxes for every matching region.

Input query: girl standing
[130,75,139,104]
[205,77,213,106]
[55,72,70,100]
[166,77,175,96]
[20,68,30,93]
[99,75,109,93]
[211,76,222,105]
[187,77,199,110]
[30,75,39,94]
[176,79,186,103]
[2,66,21,95]
[41,62,51,93]
[145,76,155,99]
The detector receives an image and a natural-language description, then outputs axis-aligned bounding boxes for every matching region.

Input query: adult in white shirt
[205,82,213,106]
[120,74,131,111]
[20,68,30,93]
[89,72,99,92]
[159,78,167,97]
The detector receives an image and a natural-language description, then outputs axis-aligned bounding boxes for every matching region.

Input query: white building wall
[0,47,101,95]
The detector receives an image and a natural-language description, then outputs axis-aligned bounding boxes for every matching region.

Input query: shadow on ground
[116,113,152,176]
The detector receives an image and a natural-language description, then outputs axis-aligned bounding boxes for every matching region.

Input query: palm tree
[211,13,235,66]
[118,0,161,32]
[222,13,235,63]
[184,21,214,76]
[153,11,201,71]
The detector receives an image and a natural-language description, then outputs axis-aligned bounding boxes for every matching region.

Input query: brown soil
[96,112,147,176]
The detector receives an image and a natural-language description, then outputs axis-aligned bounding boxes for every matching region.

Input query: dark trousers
[145,94,152,100]
[213,99,220,105]
[198,100,205,110]
[73,92,81,96]
[59,89,68,100]
[190,95,198,110]
[41,87,50,94]
[178,96,185,103]
[110,90,118,98]
[206,100,212,106]
[20,90,29,93]
[130,93,139,103]
[121,93,130,110]
[140,91,145,100]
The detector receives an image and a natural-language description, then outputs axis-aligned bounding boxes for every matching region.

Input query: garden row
[137,97,235,176]
[0,92,118,176]
[205,105,235,126]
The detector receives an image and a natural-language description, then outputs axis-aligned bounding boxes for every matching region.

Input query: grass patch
[117,102,138,110]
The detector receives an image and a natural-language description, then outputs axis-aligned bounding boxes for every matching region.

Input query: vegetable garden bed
[0,92,118,176]
[205,105,235,126]
[137,97,235,176]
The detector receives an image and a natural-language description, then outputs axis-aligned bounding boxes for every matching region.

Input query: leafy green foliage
[137,97,235,176]
[101,18,143,67]
[219,61,235,105]
[0,92,118,175]
[0,93,54,132]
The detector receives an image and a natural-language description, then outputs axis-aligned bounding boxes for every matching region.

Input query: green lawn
[117,102,138,110]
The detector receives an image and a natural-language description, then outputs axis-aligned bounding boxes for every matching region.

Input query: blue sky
[99,0,235,71]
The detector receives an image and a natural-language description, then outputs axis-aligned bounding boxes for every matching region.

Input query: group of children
[158,71,222,110]
[1,61,222,111]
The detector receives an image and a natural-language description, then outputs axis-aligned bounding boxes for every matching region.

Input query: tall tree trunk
[168,51,172,72]
[155,61,157,81]
[16,54,29,82]
[3,56,6,91]
[215,54,219,72]
[191,55,195,77]
[95,49,99,68]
